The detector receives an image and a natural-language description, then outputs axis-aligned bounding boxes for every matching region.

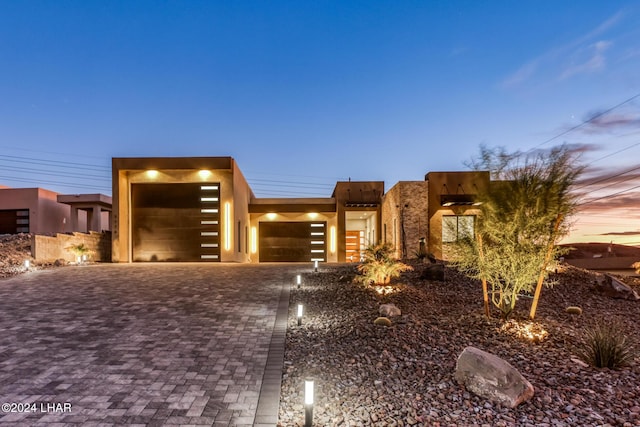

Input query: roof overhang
[440,194,482,207]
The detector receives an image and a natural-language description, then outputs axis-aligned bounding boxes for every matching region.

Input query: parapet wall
[32,231,112,263]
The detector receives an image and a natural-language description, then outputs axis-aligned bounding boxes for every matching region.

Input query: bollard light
[296,274,302,288]
[297,304,303,326]
[314,260,318,273]
[24,259,30,269]
[304,378,314,427]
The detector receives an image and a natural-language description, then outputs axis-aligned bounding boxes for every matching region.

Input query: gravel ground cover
[0,234,32,278]
[278,263,640,427]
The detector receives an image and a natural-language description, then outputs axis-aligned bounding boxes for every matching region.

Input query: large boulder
[379,303,401,317]
[596,274,640,301]
[455,346,534,408]
[419,263,445,281]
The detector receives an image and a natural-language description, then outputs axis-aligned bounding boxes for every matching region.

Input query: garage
[259,221,326,262]
[131,183,220,262]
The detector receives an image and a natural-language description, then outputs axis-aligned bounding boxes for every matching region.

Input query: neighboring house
[0,187,112,235]
[112,156,489,263]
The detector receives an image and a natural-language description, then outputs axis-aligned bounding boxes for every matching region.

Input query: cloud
[500,10,624,88]
[579,111,640,134]
[599,230,640,236]
[559,40,612,80]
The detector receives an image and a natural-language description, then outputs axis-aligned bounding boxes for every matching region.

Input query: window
[442,215,475,243]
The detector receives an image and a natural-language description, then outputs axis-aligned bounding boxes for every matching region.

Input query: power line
[579,183,640,206]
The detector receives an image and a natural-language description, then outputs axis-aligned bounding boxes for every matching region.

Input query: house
[112,156,489,263]
[0,186,112,235]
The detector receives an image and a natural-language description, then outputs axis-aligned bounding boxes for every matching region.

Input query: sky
[1,1,640,245]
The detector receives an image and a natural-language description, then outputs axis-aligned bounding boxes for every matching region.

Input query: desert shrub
[356,243,412,285]
[576,320,635,368]
[633,261,640,274]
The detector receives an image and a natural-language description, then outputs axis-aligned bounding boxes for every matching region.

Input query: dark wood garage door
[131,183,220,262]
[259,221,326,262]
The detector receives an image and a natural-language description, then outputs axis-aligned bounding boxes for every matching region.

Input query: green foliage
[66,243,90,257]
[356,243,413,285]
[452,145,582,319]
[576,320,635,369]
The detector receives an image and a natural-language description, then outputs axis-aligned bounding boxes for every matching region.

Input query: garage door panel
[259,221,326,262]
[132,183,220,262]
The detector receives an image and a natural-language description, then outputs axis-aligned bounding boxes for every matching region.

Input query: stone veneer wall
[32,231,112,263]
[381,181,429,259]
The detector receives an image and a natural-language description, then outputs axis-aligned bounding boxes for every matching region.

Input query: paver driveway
[0,263,295,426]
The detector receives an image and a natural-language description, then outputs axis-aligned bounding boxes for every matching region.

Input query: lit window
[443,215,475,243]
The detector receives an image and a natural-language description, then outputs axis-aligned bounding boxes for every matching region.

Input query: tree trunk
[477,233,491,318]
[529,214,563,320]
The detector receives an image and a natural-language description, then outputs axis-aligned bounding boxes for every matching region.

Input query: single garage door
[259,221,327,262]
[131,183,220,262]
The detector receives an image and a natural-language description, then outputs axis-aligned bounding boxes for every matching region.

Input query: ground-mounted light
[296,274,302,288]
[24,259,30,269]
[314,260,318,273]
[304,378,314,427]
[297,304,303,326]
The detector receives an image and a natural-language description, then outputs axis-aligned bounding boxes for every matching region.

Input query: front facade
[112,156,489,263]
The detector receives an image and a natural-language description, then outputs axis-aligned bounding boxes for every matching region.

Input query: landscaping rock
[455,346,535,408]
[419,262,445,281]
[596,274,640,300]
[379,303,401,317]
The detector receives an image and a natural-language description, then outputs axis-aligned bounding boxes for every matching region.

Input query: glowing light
[198,169,212,178]
[314,260,318,272]
[308,212,318,219]
[500,320,549,343]
[251,227,257,254]
[296,275,301,288]
[304,378,314,405]
[266,213,277,220]
[297,304,303,326]
[330,226,336,253]
[146,170,159,178]
[224,202,231,251]
[24,259,30,269]
[374,285,398,295]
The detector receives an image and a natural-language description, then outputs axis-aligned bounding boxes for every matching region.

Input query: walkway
[0,263,295,426]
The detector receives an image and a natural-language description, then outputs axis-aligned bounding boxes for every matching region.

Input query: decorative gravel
[278,263,640,427]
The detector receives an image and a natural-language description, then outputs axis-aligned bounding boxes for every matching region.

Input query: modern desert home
[112,156,488,263]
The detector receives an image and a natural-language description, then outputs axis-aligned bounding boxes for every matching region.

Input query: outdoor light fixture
[314,260,318,272]
[250,226,257,254]
[266,212,277,220]
[329,226,336,253]
[297,304,303,326]
[146,169,159,178]
[224,202,231,251]
[296,274,301,288]
[304,378,314,427]
[24,259,30,269]
[198,169,212,179]
[307,212,318,219]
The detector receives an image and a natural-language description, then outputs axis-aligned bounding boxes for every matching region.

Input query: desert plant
[576,320,635,368]
[565,306,583,315]
[373,317,392,327]
[633,261,640,274]
[451,144,582,320]
[66,243,91,262]
[356,243,412,285]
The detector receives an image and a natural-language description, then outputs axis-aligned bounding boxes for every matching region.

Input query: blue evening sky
[1,1,640,243]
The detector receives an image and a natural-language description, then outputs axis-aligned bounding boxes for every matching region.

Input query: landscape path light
[314,260,318,272]
[296,274,302,288]
[24,259,30,269]
[304,378,314,427]
[297,304,303,326]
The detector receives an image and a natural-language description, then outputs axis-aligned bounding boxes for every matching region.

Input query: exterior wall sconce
[297,303,303,326]
[145,170,158,178]
[224,202,231,251]
[329,226,336,254]
[266,212,277,220]
[250,226,257,254]
[304,378,314,427]
[198,169,211,179]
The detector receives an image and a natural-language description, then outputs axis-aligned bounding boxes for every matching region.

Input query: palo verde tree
[450,144,583,320]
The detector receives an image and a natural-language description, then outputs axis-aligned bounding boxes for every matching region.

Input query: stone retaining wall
[32,231,112,263]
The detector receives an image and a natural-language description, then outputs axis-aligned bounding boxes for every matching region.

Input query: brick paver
[0,263,295,426]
